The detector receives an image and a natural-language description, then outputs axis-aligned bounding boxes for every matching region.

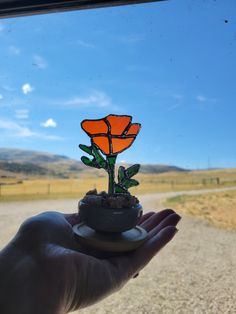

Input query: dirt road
[0,187,236,313]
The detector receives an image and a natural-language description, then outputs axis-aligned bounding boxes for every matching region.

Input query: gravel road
[0,187,235,313]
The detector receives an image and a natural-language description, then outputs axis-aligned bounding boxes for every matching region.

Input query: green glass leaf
[114,183,128,194]
[81,156,96,168]
[126,164,140,178]
[79,144,93,155]
[123,178,139,189]
[92,145,107,169]
[118,166,126,183]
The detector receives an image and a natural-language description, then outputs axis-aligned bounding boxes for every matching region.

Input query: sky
[0,0,235,169]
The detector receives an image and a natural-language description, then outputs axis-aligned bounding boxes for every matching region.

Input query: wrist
[0,244,31,314]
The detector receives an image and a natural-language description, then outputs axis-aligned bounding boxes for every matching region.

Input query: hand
[0,209,181,314]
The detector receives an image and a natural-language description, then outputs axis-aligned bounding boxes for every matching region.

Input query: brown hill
[0,148,187,179]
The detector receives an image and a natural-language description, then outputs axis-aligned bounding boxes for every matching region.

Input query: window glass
[0,1,234,168]
[0,2,236,312]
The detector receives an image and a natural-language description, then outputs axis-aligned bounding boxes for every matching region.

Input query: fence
[0,178,108,198]
[0,175,235,199]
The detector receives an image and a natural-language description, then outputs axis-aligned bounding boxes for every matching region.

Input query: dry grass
[0,176,106,202]
[165,189,236,230]
[131,168,236,195]
[1,168,236,202]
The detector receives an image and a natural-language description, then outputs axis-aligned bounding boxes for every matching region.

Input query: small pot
[79,201,143,233]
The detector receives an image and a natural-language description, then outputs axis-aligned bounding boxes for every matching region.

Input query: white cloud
[2,85,15,92]
[0,94,3,100]
[0,119,62,140]
[196,95,207,102]
[65,91,113,108]
[15,109,29,119]
[168,103,182,111]
[33,54,47,69]
[9,45,21,55]
[22,83,34,95]
[196,95,220,103]
[40,118,57,128]
[0,119,35,138]
[120,34,145,43]
[76,39,95,49]
[173,94,184,100]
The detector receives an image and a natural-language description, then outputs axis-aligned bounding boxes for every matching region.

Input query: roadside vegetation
[165,189,236,230]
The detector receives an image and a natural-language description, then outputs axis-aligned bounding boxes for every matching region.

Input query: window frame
[0,0,166,19]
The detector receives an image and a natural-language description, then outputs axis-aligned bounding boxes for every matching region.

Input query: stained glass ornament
[79,114,141,195]
[73,114,147,252]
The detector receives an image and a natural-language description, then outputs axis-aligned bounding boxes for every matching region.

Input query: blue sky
[0,0,235,169]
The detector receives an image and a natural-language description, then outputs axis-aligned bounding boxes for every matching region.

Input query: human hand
[0,209,181,314]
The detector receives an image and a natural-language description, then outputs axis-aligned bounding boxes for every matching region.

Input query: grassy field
[0,168,236,202]
[165,189,236,230]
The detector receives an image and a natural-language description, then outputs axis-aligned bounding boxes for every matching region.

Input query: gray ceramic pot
[79,201,143,233]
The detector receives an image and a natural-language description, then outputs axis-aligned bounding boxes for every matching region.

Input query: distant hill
[0,148,69,163]
[0,161,54,175]
[140,164,187,174]
[0,148,187,178]
[0,148,84,179]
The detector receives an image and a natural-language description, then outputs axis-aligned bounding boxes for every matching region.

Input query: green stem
[107,155,117,195]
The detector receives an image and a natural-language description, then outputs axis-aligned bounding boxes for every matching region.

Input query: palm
[1,210,180,314]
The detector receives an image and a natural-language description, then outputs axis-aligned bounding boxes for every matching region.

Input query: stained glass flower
[79,114,141,194]
[81,114,141,156]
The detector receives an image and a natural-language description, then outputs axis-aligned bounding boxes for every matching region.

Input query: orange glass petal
[82,120,108,135]
[112,137,134,154]
[93,136,110,155]
[106,115,131,135]
[126,123,141,135]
